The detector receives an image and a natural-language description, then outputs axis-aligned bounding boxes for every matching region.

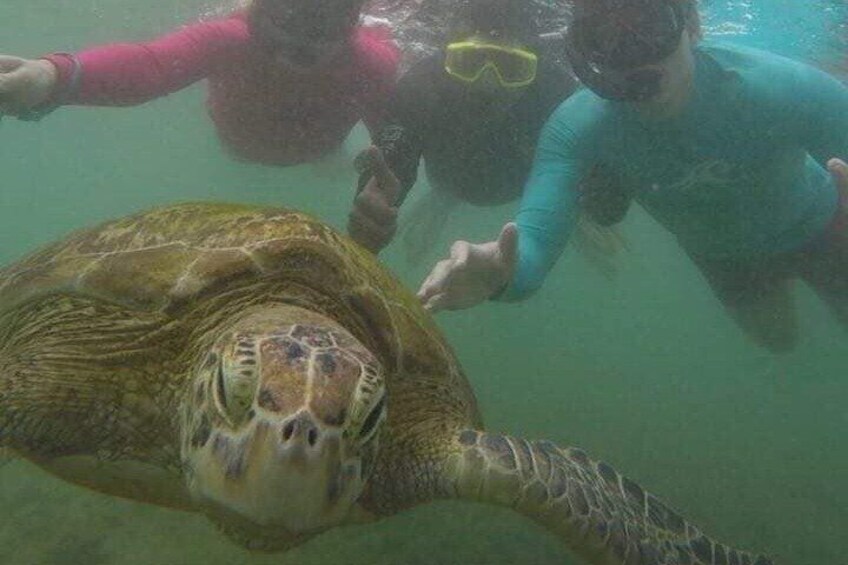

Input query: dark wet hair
[249,0,365,45]
[447,0,540,45]
[573,0,697,21]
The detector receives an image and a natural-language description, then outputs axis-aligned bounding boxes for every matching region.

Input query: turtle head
[181,305,386,538]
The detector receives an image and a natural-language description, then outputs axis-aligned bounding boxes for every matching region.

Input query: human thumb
[827,158,848,192]
[369,146,400,204]
[0,55,26,74]
[497,222,519,272]
[353,146,375,175]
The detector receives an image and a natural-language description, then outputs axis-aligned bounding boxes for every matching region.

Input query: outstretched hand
[417,222,518,313]
[0,55,57,116]
[348,146,401,253]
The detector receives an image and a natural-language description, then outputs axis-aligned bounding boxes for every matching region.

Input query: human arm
[760,54,848,165]
[357,57,438,202]
[416,103,589,311]
[348,115,423,253]
[787,68,848,247]
[497,111,587,301]
[39,15,248,108]
[348,59,434,252]
[353,25,401,138]
[795,67,848,165]
[348,146,402,253]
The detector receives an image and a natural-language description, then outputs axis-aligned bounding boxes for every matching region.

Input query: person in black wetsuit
[347,0,586,255]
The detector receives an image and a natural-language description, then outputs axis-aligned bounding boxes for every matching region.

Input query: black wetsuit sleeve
[357,57,439,204]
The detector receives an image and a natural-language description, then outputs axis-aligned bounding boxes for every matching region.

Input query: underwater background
[0,0,845,563]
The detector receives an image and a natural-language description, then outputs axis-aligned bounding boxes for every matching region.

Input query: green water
[1,2,846,564]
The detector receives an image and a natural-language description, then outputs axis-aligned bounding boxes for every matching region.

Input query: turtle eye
[359,395,386,443]
[205,352,219,368]
[212,359,258,426]
[215,363,228,412]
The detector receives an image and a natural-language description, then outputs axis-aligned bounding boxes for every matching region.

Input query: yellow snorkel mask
[444,40,538,88]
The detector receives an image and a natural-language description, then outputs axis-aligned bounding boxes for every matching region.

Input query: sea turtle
[0,202,771,564]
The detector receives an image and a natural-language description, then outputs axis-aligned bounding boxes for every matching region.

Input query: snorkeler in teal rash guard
[417,0,848,353]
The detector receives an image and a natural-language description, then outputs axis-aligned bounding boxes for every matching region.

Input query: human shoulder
[545,87,611,134]
[699,41,804,71]
[696,41,838,102]
[528,87,613,160]
[351,24,401,82]
[183,10,251,43]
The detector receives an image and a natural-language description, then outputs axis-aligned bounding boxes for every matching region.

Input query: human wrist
[39,53,82,104]
[31,59,57,101]
[488,280,509,301]
[17,55,78,122]
[487,260,513,301]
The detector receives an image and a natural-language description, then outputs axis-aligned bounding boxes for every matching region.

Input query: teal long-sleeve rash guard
[501,42,848,302]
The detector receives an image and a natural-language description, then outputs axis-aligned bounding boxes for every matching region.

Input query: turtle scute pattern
[0,202,472,401]
[0,204,345,312]
[0,201,478,497]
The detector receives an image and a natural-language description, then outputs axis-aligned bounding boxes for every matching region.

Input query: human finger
[496,223,519,271]
[448,240,472,266]
[369,146,401,204]
[355,180,398,222]
[417,263,448,301]
[827,158,848,189]
[0,73,11,98]
[417,259,455,302]
[348,208,395,251]
[0,55,25,74]
[347,226,384,254]
[353,147,375,175]
[421,291,450,313]
[0,60,26,106]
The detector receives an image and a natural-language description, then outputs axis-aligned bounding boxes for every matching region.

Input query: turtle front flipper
[441,430,772,565]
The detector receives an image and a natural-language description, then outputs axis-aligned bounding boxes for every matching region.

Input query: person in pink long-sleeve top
[0,0,400,166]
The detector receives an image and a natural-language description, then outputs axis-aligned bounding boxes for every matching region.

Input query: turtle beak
[186,411,364,534]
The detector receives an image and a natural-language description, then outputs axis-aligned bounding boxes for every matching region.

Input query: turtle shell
[0,203,344,313]
[0,201,480,426]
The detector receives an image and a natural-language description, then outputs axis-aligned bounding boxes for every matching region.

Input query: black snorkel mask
[565,0,687,101]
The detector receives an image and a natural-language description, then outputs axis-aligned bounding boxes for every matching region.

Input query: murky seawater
[0,1,845,563]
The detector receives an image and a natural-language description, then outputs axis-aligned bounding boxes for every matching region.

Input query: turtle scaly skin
[0,203,772,563]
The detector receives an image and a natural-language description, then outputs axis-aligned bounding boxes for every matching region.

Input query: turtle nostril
[282,420,295,441]
[280,414,320,446]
